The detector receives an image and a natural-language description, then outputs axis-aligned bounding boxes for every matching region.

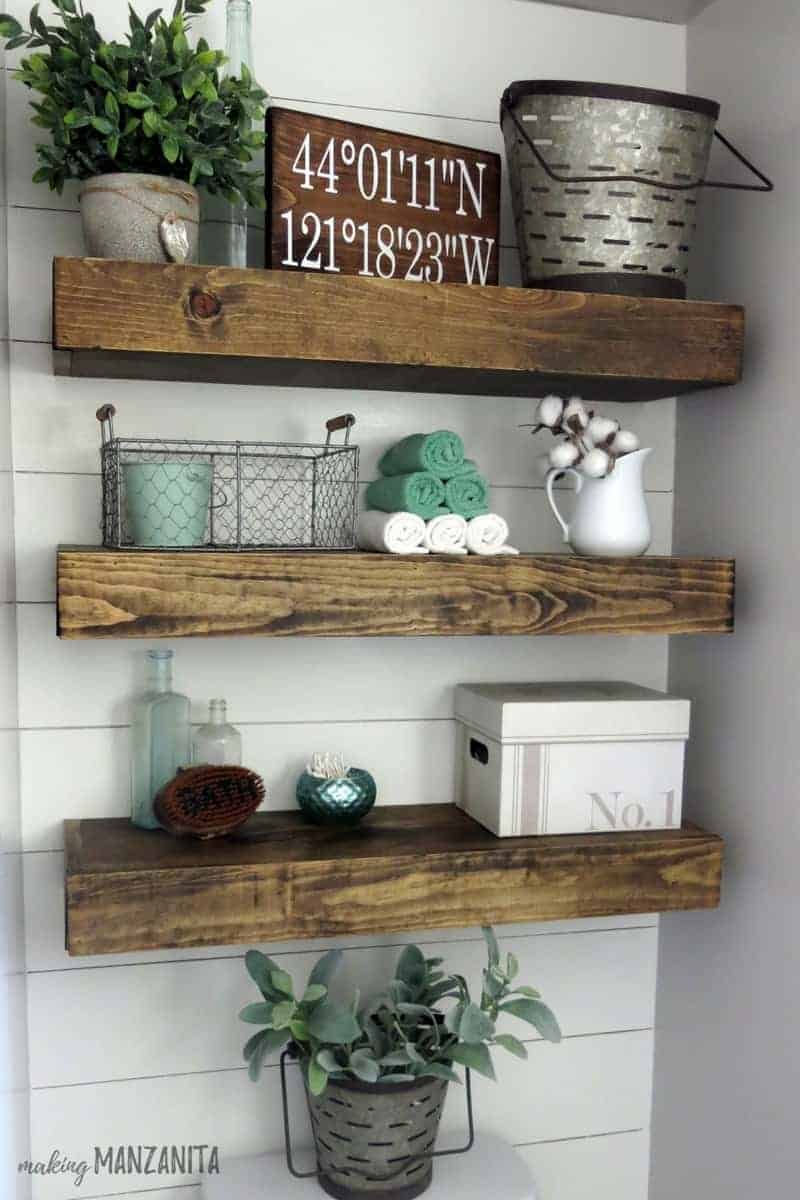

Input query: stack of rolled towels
[358,431,519,556]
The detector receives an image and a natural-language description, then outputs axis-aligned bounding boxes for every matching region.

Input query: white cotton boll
[587,416,619,445]
[536,395,564,428]
[562,397,588,431]
[582,448,612,478]
[549,440,581,470]
[612,429,640,455]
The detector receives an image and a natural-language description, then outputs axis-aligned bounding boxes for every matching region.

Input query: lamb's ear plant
[239,927,562,1096]
[0,1,267,204]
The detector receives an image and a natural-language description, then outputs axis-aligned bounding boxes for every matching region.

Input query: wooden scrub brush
[154,766,266,839]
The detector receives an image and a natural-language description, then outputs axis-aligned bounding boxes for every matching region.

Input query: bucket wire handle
[325,413,356,449]
[280,1048,475,1184]
[501,97,773,193]
[96,404,116,446]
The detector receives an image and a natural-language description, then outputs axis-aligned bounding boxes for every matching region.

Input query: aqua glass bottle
[192,699,243,766]
[130,650,192,830]
[222,0,254,267]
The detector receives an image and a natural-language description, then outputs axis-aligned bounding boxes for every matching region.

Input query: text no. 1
[268,108,502,286]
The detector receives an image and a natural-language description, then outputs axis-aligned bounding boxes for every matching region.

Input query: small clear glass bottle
[130,650,192,830]
[192,699,243,766]
[222,0,254,267]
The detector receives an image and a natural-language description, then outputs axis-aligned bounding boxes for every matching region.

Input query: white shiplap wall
[3,2,685,1197]
[1,38,32,1200]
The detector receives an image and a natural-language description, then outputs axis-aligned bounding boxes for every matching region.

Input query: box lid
[454,682,690,742]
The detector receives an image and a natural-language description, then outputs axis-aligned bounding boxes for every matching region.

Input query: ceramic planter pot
[79,172,200,263]
[305,1073,449,1200]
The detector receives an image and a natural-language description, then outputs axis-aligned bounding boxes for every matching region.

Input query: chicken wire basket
[501,80,772,299]
[97,405,359,551]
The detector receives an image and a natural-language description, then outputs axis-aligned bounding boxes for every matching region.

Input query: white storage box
[455,682,689,838]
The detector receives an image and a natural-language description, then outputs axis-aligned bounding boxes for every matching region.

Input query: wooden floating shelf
[57,548,735,640]
[52,257,744,401]
[64,806,723,956]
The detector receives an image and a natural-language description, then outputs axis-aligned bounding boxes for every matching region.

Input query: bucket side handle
[500,98,773,193]
[280,1048,475,1183]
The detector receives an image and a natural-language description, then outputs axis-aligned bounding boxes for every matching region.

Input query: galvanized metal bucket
[280,1050,475,1200]
[501,80,772,299]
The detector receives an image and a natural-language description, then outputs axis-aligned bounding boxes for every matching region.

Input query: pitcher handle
[546,467,583,544]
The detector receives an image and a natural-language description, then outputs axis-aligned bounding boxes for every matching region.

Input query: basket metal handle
[325,414,356,448]
[96,404,116,446]
[280,1048,475,1184]
[501,98,773,193]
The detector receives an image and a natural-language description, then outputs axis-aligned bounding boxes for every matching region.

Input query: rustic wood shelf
[57,548,735,639]
[52,257,744,401]
[64,807,723,956]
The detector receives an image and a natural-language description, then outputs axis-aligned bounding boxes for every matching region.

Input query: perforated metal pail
[306,1074,448,1200]
[501,80,771,299]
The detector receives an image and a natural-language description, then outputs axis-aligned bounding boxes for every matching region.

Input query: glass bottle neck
[147,653,174,693]
[225,0,253,76]
[208,700,228,725]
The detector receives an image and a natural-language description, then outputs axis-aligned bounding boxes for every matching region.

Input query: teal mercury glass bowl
[296,767,377,827]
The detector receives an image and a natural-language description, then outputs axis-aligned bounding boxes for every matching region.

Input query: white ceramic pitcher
[546,448,652,557]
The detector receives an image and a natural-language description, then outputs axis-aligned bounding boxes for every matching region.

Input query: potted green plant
[0,1,267,263]
[240,927,561,1199]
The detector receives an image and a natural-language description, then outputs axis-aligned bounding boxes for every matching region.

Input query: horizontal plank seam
[18,717,456,732]
[11,470,676,495]
[515,1126,644,1148]
[8,203,519,252]
[25,923,659,974]
[30,1028,652,1091]
[41,1132,648,1200]
[62,1187,197,1200]
[274,94,500,129]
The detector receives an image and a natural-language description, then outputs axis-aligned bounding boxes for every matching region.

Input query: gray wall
[651,0,798,1195]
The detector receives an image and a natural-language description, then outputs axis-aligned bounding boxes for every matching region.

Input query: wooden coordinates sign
[267,107,501,286]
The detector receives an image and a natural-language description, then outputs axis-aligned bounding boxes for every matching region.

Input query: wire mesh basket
[97,406,359,551]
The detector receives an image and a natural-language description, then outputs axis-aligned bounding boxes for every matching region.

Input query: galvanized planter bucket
[501,80,772,299]
[280,1051,475,1200]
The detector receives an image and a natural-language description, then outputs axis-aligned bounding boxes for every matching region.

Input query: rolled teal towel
[442,458,478,479]
[378,431,465,480]
[444,471,490,519]
[366,472,448,519]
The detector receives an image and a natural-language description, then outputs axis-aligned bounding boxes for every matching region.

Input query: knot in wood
[188,288,223,321]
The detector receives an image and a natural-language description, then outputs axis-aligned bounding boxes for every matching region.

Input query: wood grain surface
[52,257,744,400]
[56,548,736,640]
[64,806,724,956]
[267,107,501,283]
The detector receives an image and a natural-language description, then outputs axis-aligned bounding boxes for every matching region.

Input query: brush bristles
[154,765,266,839]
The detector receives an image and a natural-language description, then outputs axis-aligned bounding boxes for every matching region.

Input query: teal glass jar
[296,767,377,827]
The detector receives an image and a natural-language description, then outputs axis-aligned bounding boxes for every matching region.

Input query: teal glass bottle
[222,0,254,267]
[130,650,191,830]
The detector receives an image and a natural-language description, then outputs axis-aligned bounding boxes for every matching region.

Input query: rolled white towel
[424,513,468,555]
[466,513,520,557]
[357,510,429,554]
